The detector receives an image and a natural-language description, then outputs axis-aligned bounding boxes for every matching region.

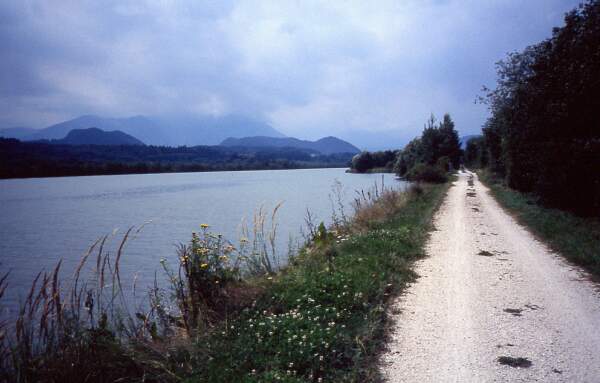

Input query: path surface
[380,171,600,382]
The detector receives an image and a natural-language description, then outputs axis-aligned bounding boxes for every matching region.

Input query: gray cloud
[0,0,580,148]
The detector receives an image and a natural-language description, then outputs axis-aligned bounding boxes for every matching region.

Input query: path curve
[380,171,600,382]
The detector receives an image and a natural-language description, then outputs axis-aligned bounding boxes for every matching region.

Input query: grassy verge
[188,182,449,382]
[478,169,600,277]
[0,181,450,383]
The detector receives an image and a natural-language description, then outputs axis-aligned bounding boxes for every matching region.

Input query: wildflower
[219,255,229,262]
[200,223,210,229]
[200,263,209,269]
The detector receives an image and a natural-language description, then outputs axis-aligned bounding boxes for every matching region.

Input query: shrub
[405,163,448,183]
[350,152,374,173]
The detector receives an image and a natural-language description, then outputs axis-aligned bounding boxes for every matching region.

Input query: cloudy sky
[0,0,580,148]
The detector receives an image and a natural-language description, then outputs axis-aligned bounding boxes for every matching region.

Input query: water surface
[0,168,403,315]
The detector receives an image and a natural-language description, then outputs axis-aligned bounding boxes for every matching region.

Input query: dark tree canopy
[393,113,461,182]
[481,0,600,215]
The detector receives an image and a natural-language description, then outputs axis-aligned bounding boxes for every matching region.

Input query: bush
[405,163,448,183]
[350,152,374,173]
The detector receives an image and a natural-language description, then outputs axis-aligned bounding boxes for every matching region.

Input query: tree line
[467,0,600,216]
[0,138,354,179]
[351,113,462,183]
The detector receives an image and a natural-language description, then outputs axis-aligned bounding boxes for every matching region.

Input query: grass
[478,169,600,277]
[186,182,449,382]
[0,180,450,383]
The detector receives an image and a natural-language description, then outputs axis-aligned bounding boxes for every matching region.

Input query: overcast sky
[0,0,580,146]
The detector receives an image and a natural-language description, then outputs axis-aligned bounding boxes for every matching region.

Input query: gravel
[380,171,600,382]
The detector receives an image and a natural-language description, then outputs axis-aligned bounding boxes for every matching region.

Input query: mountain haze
[220,136,360,155]
[0,127,36,140]
[2,114,285,146]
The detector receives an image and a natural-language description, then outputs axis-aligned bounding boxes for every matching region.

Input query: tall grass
[187,181,448,382]
[0,201,290,382]
[0,228,183,382]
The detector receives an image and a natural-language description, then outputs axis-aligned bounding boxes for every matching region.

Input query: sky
[0,0,581,148]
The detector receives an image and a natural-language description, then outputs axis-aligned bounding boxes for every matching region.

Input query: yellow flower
[219,255,229,262]
[200,223,210,229]
[200,263,209,269]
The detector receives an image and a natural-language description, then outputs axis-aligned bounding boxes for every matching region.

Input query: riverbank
[0,179,449,382]
[345,167,394,174]
[477,169,600,277]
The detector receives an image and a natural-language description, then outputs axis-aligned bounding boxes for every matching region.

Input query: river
[0,168,404,316]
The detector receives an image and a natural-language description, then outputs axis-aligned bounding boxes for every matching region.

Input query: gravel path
[380,171,600,382]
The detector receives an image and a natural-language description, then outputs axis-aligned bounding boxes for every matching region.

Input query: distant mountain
[0,127,36,140]
[50,128,145,146]
[26,115,172,145]
[459,134,482,149]
[153,115,285,146]
[15,114,284,146]
[220,136,360,155]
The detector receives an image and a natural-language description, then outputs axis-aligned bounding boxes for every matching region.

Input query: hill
[6,114,285,146]
[220,136,360,155]
[51,128,145,146]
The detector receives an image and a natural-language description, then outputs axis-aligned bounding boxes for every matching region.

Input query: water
[0,168,404,316]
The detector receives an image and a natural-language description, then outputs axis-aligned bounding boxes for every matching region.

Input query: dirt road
[380,171,600,382]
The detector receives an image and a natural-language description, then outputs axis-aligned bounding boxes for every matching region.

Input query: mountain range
[0,114,284,146]
[220,136,360,155]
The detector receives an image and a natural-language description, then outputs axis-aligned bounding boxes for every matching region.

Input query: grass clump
[478,169,600,276]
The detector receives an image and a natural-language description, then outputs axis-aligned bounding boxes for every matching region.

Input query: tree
[481,0,600,215]
[394,113,461,178]
[351,152,374,173]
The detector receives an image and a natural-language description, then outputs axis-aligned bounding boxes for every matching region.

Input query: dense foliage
[0,138,354,178]
[480,0,600,216]
[393,114,461,182]
[350,150,397,173]
[349,114,461,182]
[463,137,488,169]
